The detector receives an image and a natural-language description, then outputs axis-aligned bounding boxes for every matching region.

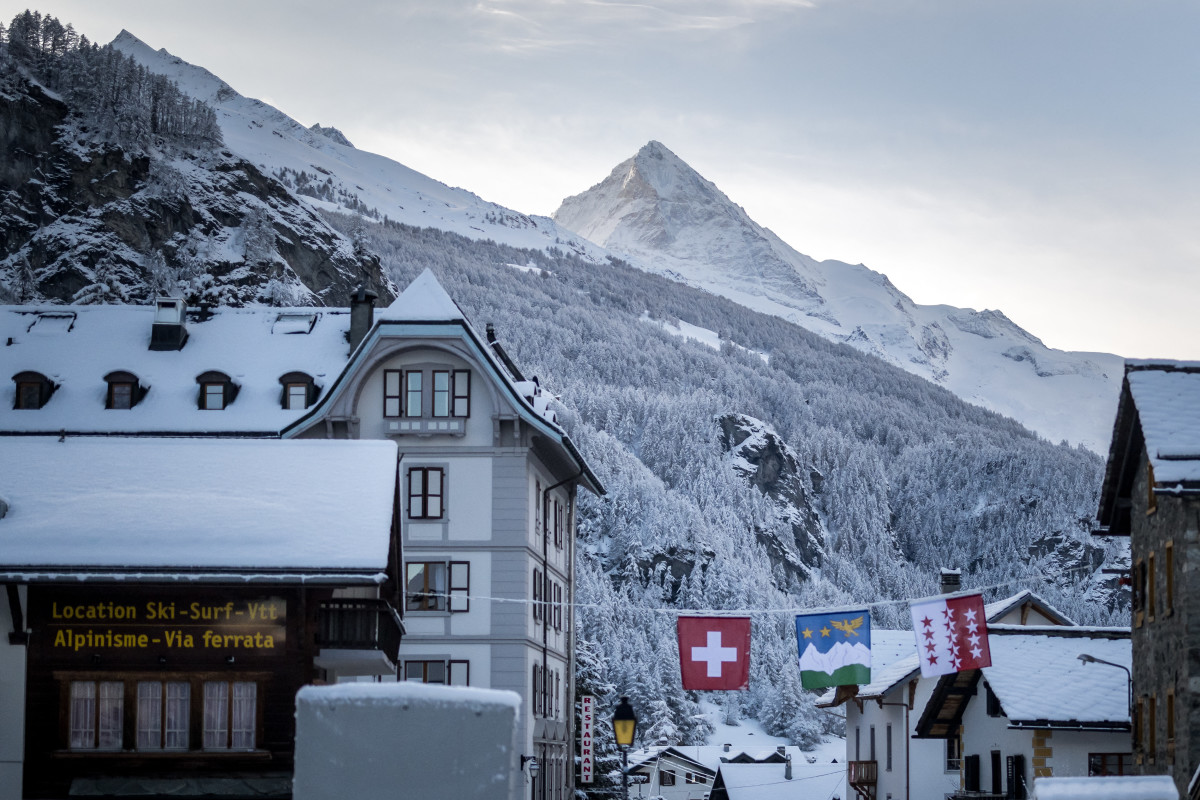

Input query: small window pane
[204,682,229,749]
[98,682,123,750]
[69,681,97,749]
[404,371,422,417]
[17,382,41,409]
[425,661,447,684]
[165,682,190,750]
[433,371,450,417]
[231,683,256,749]
[110,382,134,409]
[286,383,308,410]
[204,383,225,410]
[137,682,163,749]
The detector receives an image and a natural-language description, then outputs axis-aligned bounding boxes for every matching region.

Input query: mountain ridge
[555,141,1123,451]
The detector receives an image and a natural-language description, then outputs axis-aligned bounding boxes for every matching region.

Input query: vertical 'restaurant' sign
[580,695,594,783]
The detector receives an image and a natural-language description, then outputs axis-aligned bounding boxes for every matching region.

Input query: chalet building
[914,625,1131,800]
[817,588,1100,800]
[0,437,403,799]
[625,746,717,800]
[0,270,602,800]
[1095,361,1200,799]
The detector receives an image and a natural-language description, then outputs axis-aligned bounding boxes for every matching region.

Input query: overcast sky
[8,0,1198,359]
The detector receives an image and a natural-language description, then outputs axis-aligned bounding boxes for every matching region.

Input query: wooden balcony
[848,760,877,800]
[317,599,404,663]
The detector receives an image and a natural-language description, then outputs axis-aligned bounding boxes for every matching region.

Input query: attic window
[104,371,146,410]
[196,371,237,410]
[272,313,318,335]
[13,371,56,409]
[27,312,76,334]
[279,372,319,410]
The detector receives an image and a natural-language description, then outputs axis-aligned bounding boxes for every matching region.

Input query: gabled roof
[915,626,1130,737]
[1098,360,1200,535]
[627,746,715,775]
[710,761,845,800]
[376,268,465,322]
[0,437,398,582]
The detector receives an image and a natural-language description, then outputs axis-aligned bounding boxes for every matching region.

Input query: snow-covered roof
[376,268,465,323]
[627,746,714,774]
[983,627,1130,727]
[1126,363,1200,484]
[0,304,350,434]
[0,437,397,580]
[817,591,1075,707]
[713,761,846,800]
[1032,775,1178,800]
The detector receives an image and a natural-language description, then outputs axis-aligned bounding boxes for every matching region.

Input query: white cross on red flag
[909,592,991,678]
[677,616,751,691]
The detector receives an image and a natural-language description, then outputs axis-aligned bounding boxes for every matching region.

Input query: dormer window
[432,370,470,417]
[196,371,237,410]
[383,367,471,436]
[279,372,318,410]
[104,371,146,410]
[13,371,55,409]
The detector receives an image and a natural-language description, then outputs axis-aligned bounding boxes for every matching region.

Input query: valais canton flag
[795,610,871,690]
[909,592,991,678]
[677,616,751,691]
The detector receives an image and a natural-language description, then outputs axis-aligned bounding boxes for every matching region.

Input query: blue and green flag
[795,610,872,690]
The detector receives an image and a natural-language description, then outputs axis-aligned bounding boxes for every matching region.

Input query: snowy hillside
[110,31,606,264]
[555,142,1123,452]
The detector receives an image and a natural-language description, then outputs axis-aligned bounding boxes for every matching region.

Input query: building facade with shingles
[0,269,602,800]
[1095,360,1200,800]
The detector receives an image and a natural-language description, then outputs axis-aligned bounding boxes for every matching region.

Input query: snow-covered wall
[293,682,521,800]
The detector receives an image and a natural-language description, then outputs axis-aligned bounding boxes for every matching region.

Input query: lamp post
[1078,653,1133,717]
[613,696,638,800]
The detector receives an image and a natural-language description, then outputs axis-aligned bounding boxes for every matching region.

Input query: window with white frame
[405,371,423,417]
[406,560,469,612]
[408,467,444,519]
[69,681,123,750]
[946,735,962,772]
[432,370,471,417]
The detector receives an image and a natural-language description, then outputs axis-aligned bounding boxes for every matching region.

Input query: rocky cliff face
[0,75,391,307]
[718,413,826,580]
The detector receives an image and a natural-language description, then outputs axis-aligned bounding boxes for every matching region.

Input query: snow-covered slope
[555,141,1123,451]
[110,31,605,263]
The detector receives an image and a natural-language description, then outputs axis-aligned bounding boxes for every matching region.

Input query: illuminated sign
[580,694,594,783]
[38,594,287,654]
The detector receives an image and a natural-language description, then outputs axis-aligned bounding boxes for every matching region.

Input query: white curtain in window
[98,682,123,749]
[137,682,163,749]
[204,681,229,749]
[231,682,256,749]
[69,681,96,749]
[165,682,190,750]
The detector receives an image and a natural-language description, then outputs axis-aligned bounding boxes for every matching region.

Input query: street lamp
[520,754,540,779]
[613,696,638,800]
[1078,653,1133,717]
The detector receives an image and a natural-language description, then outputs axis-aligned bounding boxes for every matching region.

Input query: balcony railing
[317,599,404,663]
[848,760,878,786]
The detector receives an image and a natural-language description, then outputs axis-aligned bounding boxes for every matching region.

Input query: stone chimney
[723,743,731,753]
[940,567,962,595]
[349,284,378,352]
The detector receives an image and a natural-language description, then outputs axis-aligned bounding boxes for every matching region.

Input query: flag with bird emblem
[795,610,872,689]
[909,592,991,678]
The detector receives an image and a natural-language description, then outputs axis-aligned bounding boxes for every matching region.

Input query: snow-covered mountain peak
[108,31,607,263]
[556,143,1123,451]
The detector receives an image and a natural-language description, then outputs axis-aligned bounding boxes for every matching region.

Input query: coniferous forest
[328,214,1125,767]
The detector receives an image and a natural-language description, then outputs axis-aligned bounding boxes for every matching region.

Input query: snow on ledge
[1032,775,1178,800]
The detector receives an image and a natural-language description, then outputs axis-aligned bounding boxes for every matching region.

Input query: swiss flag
[677,616,751,691]
[909,592,991,678]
